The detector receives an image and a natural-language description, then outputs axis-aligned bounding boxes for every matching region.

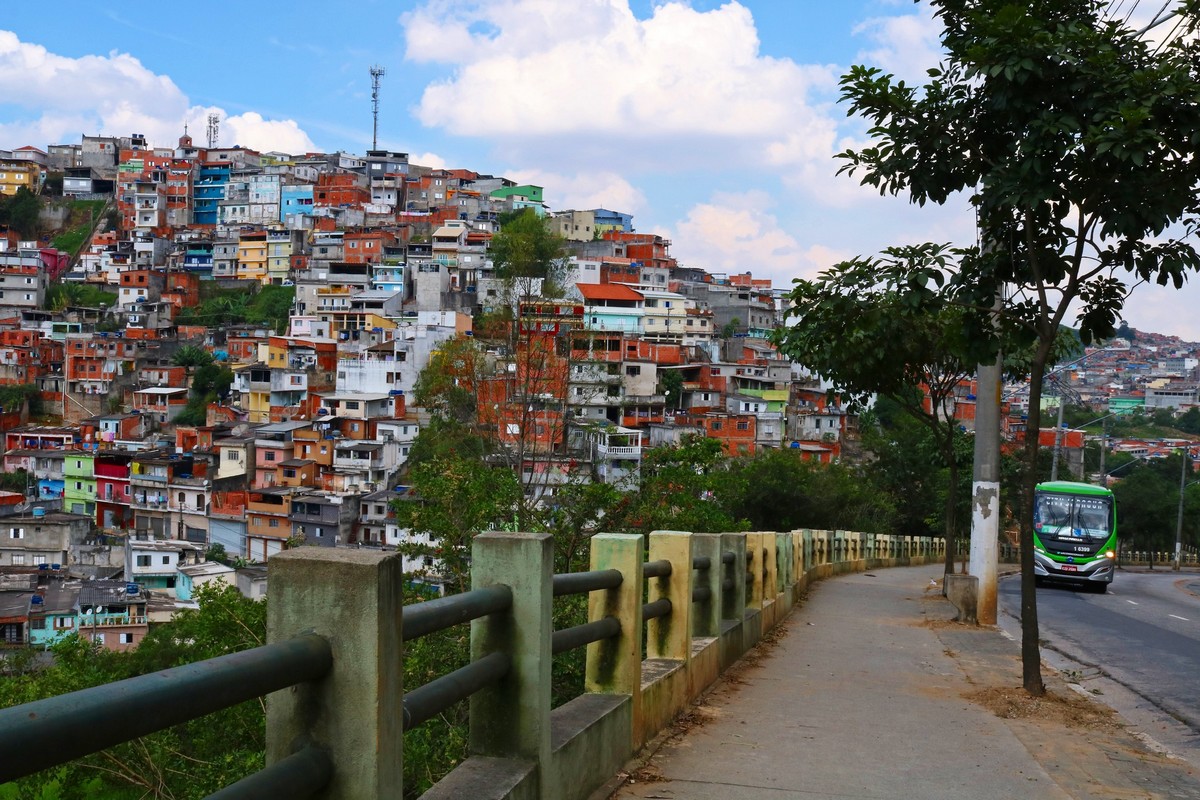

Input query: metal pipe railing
[207,746,334,800]
[643,598,672,621]
[403,651,511,731]
[553,568,623,597]
[643,559,672,579]
[0,633,332,783]
[551,617,621,656]
[402,585,513,641]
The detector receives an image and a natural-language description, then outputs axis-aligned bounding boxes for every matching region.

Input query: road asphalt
[607,564,1200,800]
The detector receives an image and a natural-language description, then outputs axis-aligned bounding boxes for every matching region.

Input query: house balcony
[333,454,383,472]
[81,615,148,627]
[595,444,642,458]
[129,494,169,511]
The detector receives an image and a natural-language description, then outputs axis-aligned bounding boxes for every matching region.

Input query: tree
[172,344,214,368]
[0,584,267,799]
[392,455,523,595]
[837,0,1200,695]
[616,435,746,534]
[0,187,41,239]
[488,209,570,321]
[716,448,898,534]
[774,252,978,585]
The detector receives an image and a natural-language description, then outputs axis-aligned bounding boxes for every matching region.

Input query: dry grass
[966,685,1121,732]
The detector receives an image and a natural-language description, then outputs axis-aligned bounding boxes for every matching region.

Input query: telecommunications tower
[370,65,386,150]
[206,113,220,149]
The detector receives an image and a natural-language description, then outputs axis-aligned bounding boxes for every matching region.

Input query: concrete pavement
[607,564,1200,800]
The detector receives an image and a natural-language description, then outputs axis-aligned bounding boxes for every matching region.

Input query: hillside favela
[7,78,1200,800]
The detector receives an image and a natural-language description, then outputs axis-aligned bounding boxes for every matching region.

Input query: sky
[2,0,1198,342]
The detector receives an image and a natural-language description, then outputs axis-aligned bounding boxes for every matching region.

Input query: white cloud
[503,168,646,214]
[402,1,838,173]
[0,30,315,153]
[852,1,944,84]
[668,192,831,288]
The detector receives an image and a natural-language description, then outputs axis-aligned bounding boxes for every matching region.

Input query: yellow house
[0,159,42,196]
[266,232,292,285]
[237,232,269,284]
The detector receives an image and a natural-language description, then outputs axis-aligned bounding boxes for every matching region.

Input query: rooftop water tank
[32,506,46,517]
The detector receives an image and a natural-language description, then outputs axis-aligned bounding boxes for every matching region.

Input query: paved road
[998,569,1200,770]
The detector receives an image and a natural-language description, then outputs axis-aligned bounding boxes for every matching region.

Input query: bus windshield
[1034,492,1113,542]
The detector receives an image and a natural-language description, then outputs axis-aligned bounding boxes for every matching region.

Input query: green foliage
[49,202,105,255]
[0,384,39,417]
[392,456,523,594]
[0,188,42,239]
[489,209,568,290]
[0,468,30,494]
[716,448,898,534]
[172,345,214,368]
[176,363,233,427]
[45,283,116,311]
[175,286,294,333]
[0,584,267,799]
[615,436,746,534]
[412,337,485,426]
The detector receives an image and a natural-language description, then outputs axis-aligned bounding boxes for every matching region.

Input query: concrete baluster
[719,533,747,624]
[586,533,644,748]
[745,532,765,610]
[469,532,553,774]
[266,548,405,800]
[764,533,779,600]
[691,533,721,639]
[647,530,693,662]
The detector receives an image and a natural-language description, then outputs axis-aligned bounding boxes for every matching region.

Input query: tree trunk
[942,433,958,593]
[1020,356,1047,696]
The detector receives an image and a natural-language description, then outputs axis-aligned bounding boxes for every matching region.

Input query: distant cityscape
[0,129,1196,650]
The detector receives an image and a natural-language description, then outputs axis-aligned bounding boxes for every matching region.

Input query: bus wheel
[1091,583,1108,594]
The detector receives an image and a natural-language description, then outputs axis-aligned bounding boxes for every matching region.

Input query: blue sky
[2,1,1198,342]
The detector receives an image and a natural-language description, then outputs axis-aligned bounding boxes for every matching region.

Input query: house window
[625,365,640,376]
[120,633,134,644]
[33,555,46,565]
[136,555,150,567]
[54,617,73,629]
[283,468,296,478]
[269,518,279,528]
[711,422,722,431]
[9,528,23,539]
[226,450,240,461]
[11,554,24,565]
[265,451,276,462]
[162,555,170,565]
[737,421,750,431]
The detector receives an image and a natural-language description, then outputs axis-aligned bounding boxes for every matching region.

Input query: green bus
[1033,480,1118,593]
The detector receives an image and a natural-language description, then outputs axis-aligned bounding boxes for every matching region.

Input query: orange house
[697,413,756,457]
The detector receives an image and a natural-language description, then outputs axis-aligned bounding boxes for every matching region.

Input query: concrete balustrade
[262,529,945,800]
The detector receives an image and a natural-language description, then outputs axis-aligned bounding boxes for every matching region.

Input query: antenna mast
[370,65,386,150]
[206,113,220,149]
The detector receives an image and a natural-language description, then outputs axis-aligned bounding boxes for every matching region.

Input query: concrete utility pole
[969,352,1001,625]
[1049,387,1066,482]
[1175,447,1189,571]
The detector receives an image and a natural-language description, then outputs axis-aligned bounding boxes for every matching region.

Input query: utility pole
[1050,387,1066,481]
[1175,446,1189,571]
[969,286,1003,626]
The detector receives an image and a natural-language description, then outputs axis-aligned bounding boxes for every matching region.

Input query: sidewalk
[608,564,1200,800]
